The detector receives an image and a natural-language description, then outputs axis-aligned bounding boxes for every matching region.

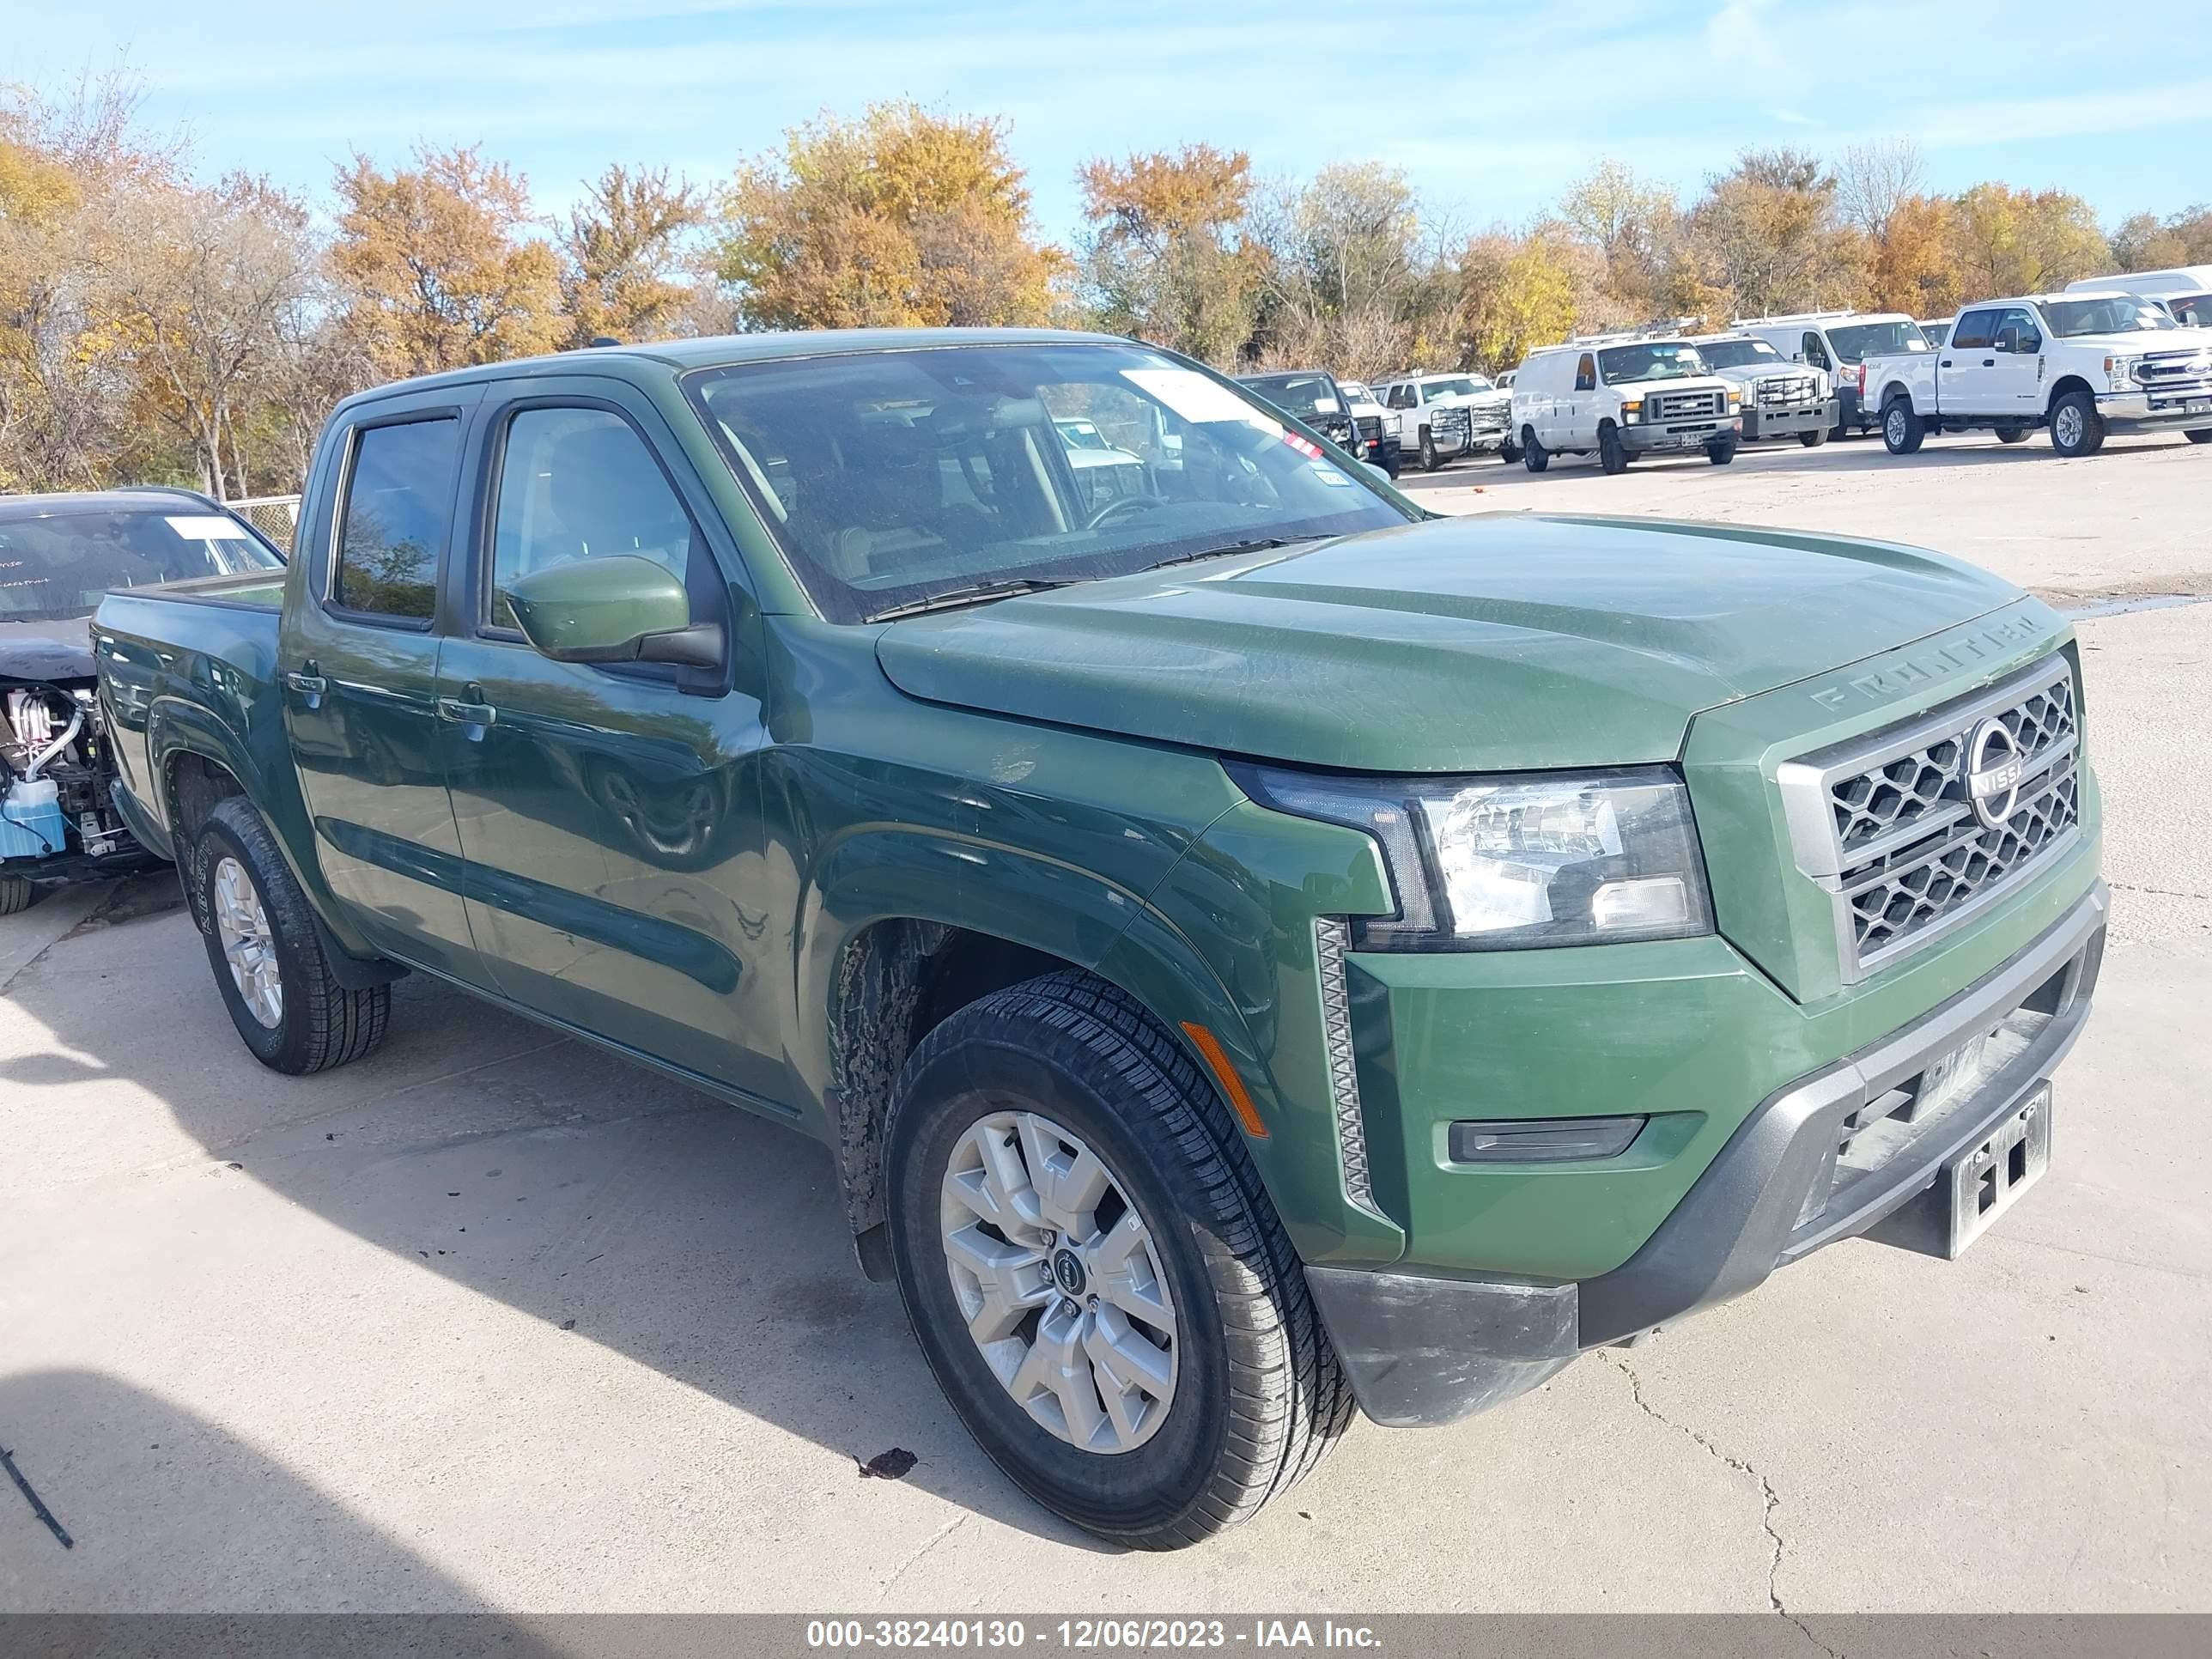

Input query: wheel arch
[2046,373,2096,414]
[802,834,1285,1278]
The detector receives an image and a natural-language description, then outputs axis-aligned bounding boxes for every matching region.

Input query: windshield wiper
[1143,532,1337,574]
[866,577,1073,623]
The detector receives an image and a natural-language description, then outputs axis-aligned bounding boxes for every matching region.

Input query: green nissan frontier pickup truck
[94,329,2104,1548]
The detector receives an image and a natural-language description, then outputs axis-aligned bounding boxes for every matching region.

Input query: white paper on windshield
[1121,368,1280,430]
[1311,395,1341,412]
[165,515,246,541]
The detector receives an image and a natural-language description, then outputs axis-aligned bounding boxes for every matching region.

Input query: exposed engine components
[3,681,132,866]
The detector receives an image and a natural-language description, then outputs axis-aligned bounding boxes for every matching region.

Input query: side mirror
[1790,351,1806,362]
[504,554,723,669]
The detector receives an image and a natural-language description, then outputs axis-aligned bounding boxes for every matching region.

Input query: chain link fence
[228,493,301,552]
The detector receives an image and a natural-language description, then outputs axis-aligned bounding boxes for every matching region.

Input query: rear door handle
[436,697,497,733]
[1940,359,1953,368]
[1981,358,1996,368]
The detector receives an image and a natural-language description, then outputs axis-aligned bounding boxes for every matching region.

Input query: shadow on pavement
[0,902,1109,1556]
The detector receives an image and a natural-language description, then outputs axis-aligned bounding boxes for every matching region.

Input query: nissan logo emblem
[1966,717,2024,830]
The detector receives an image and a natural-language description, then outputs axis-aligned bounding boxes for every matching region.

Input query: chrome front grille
[1778,657,2082,980]
[1756,374,1819,407]
[1429,404,1472,433]
[2134,352,2212,392]
[1650,388,1724,421]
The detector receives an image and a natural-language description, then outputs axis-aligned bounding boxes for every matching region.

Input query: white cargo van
[1510,338,1741,474]
[1737,312,1930,436]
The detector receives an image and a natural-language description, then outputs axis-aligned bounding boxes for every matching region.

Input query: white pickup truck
[1862,290,2212,458]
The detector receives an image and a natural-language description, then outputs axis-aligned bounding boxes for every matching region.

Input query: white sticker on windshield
[1311,395,1341,413]
[1121,368,1280,430]
[165,515,246,541]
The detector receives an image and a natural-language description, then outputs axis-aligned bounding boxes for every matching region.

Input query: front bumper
[1742,398,1839,441]
[2096,389,2212,427]
[1306,883,2106,1427]
[1621,415,1740,453]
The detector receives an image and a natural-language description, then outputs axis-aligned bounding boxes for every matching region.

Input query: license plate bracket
[1943,1083,2051,1258]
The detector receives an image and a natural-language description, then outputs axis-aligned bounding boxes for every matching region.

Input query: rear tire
[1798,428,1829,447]
[0,876,37,916]
[1996,423,2030,444]
[2049,390,2104,457]
[1598,423,1628,474]
[1881,399,1925,454]
[1498,436,1521,464]
[885,971,1352,1550]
[192,797,390,1075]
[1706,435,1738,465]
[1521,427,1548,473]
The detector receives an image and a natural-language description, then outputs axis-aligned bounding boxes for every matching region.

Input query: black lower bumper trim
[1304,1266,1577,1428]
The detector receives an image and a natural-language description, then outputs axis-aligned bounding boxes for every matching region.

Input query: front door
[434,383,782,1103]
[280,390,487,981]
[1941,309,2008,416]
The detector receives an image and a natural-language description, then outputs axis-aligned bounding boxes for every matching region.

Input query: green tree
[1454,225,1583,374]
[1076,143,1267,366]
[556,164,707,348]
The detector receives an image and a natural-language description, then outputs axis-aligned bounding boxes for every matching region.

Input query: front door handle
[284,667,326,708]
[1941,359,1953,368]
[1981,358,1996,368]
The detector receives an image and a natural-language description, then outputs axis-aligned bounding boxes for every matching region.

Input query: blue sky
[22,1,2212,240]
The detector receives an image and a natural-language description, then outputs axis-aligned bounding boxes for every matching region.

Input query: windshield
[2041,297,2179,337]
[0,507,282,623]
[1339,381,1374,402]
[687,343,1411,623]
[1827,320,1929,362]
[1694,338,1784,369]
[1598,343,1709,384]
[1237,374,1340,418]
[1419,376,1489,400]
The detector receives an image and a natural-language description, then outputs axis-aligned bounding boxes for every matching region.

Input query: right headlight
[1231,764,1715,951]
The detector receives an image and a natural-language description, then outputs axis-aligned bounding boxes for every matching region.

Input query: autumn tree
[1076,143,1267,366]
[1256,162,1443,377]
[1558,159,1678,324]
[717,102,1063,331]
[1835,141,1926,238]
[556,164,707,348]
[331,145,563,377]
[1863,194,1959,317]
[2112,205,2212,270]
[1686,149,1863,319]
[1948,185,2110,299]
[1454,223,1585,374]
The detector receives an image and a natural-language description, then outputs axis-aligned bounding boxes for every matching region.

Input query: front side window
[1573,354,1596,392]
[1800,332,1831,369]
[1993,308,2043,353]
[1827,319,1929,361]
[487,407,699,633]
[0,508,282,622]
[1417,376,1487,402]
[2041,297,2179,337]
[1597,343,1707,385]
[1387,384,1416,410]
[333,417,461,620]
[685,343,1411,624]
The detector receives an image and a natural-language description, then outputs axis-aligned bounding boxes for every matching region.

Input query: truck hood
[0,615,95,684]
[873,514,2024,772]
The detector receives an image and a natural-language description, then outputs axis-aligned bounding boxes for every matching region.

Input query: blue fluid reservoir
[1,777,68,860]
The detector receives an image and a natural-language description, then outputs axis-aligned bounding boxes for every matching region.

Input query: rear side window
[333,417,461,620]
[1949,310,1999,351]
[487,408,699,632]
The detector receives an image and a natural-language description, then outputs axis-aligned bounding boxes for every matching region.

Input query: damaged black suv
[0,489,285,913]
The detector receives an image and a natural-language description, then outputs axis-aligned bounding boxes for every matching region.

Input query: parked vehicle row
[1231,370,1397,477]
[1862,290,2212,458]
[83,325,2108,1548]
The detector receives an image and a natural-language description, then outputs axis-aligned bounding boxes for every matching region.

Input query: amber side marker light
[1181,1022,1268,1139]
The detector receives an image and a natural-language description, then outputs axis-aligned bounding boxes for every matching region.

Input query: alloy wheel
[212,855,283,1029]
[939,1108,1178,1454]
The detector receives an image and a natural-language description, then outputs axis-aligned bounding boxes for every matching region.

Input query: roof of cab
[331,327,1137,413]
[0,486,233,521]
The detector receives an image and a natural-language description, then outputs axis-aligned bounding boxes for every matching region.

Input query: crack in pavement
[1606,1352,1841,1658]
[878,1512,970,1597]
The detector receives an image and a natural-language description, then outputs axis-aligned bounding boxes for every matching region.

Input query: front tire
[885,972,1351,1549]
[1521,427,1548,473]
[0,876,36,916]
[192,797,389,1074]
[1882,399,1925,454]
[1418,428,1439,471]
[1798,428,1829,447]
[2049,390,2104,457]
[1707,435,1738,465]
[1598,423,1628,474]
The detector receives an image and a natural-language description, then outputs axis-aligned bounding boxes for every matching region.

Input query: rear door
[1942,309,2006,414]
[434,376,782,1101]
[280,386,488,982]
